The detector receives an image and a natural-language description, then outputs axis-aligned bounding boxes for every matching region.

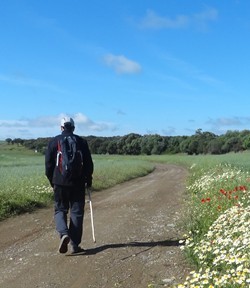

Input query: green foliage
[7,128,250,156]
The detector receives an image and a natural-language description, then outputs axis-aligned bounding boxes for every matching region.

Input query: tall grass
[140,152,250,172]
[93,155,155,190]
[1,143,250,221]
[174,157,250,287]
[0,144,154,220]
[0,146,52,220]
[140,153,250,287]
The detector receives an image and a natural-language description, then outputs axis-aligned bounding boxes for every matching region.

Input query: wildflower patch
[178,206,250,287]
[176,163,250,287]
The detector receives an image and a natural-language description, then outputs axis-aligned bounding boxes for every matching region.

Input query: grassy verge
[92,154,155,190]
[175,161,250,287]
[0,144,154,220]
[141,153,250,287]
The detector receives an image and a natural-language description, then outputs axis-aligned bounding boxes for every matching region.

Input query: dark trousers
[54,185,85,248]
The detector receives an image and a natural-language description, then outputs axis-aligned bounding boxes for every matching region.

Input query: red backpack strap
[56,140,63,173]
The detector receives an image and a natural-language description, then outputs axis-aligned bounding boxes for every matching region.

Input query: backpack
[56,136,83,180]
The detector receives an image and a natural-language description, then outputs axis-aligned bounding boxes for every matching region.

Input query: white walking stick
[87,187,96,243]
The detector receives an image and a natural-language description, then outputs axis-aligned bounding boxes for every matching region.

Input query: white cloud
[205,117,250,135]
[140,10,189,29]
[73,112,114,132]
[104,54,142,74]
[194,7,218,31]
[139,7,218,30]
[0,113,116,140]
[206,117,248,127]
[194,7,218,22]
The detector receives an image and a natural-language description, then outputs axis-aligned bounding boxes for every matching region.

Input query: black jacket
[45,130,93,187]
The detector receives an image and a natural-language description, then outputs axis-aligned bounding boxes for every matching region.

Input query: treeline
[5,128,250,155]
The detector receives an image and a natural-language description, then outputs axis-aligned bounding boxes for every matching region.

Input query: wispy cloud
[194,6,218,30]
[139,7,218,30]
[207,117,250,127]
[0,113,116,139]
[0,120,26,128]
[140,10,189,29]
[0,73,68,94]
[73,113,114,132]
[29,113,115,132]
[0,73,39,87]
[162,54,223,87]
[116,109,126,116]
[103,54,142,74]
[162,126,177,136]
[205,117,250,135]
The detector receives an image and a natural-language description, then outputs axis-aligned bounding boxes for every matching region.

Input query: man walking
[45,116,93,254]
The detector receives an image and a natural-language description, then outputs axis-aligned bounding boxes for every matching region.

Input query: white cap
[61,116,75,127]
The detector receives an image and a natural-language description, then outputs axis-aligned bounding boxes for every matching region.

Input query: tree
[140,136,152,155]
[12,138,24,145]
[192,129,217,154]
[129,138,142,155]
[123,133,142,155]
[5,138,12,145]
[88,137,105,154]
[207,138,223,154]
[167,136,182,154]
[222,137,243,153]
[179,137,192,154]
[106,140,118,154]
[188,139,199,155]
[242,134,250,150]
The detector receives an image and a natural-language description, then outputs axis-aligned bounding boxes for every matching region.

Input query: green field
[1,143,250,286]
[1,142,250,221]
[0,143,155,220]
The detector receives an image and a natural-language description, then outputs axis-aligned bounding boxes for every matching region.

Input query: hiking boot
[71,246,85,254]
[58,235,70,254]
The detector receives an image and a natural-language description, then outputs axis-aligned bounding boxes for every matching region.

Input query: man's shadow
[68,238,185,258]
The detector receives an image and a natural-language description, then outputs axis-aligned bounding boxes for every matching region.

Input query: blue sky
[1,0,250,140]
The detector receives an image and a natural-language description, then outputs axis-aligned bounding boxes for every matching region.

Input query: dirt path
[0,164,192,288]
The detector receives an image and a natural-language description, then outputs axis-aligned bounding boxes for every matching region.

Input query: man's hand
[86,177,92,188]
